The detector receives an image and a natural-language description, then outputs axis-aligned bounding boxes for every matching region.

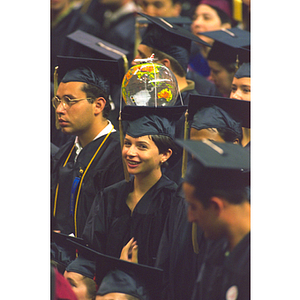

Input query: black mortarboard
[201,28,250,50]
[138,12,210,71]
[191,106,242,141]
[67,30,129,79]
[51,232,86,268]
[121,105,187,140]
[56,56,122,96]
[67,240,163,300]
[205,28,250,64]
[176,139,250,190]
[188,94,250,128]
[234,62,250,78]
[136,15,192,25]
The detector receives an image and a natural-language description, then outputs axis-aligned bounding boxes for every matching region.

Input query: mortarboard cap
[204,28,250,64]
[56,56,122,97]
[121,105,187,140]
[136,15,192,26]
[188,94,250,128]
[176,139,250,190]
[190,106,243,142]
[201,28,250,50]
[234,62,250,78]
[67,240,163,300]
[138,12,210,71]
[67,30,129,79]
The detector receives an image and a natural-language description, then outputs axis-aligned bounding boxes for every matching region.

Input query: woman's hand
[120,237,138,263]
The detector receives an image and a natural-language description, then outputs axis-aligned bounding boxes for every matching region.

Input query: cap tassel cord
[181,109,189,178]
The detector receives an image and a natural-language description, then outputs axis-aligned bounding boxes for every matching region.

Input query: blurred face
[96,293,129,300]
[208,61,235,96]
[122,135,166,176]
[140,0,181,17]
[183,182,224,240]
[191,4,230,45]
[55,81,95,136]
[190,128,225,142]
[51,0,69,11]
[64,272,91,300]
[230,77,251,101]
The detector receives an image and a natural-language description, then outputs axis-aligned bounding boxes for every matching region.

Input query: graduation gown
[82,175,178,266]
[191,233,250,300]
[155,187,209,300]
[51,131,124,238]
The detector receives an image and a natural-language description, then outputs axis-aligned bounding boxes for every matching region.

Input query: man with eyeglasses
[51,57,125,264]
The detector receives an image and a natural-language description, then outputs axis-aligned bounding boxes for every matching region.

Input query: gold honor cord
[53,125,114,237]
[73,125,114,237]
[53,144,76,217]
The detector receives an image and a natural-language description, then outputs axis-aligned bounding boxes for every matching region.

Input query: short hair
[193,186,250,209]
[150,134,179,167]
[210,5,233,26]
[152,48,186,77]
[217,127,241,144]
[81,83,111,119]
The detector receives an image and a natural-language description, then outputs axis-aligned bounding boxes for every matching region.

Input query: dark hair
[217,127,242,144]
[81,83,111,119]
[218,61,237,74]
[150,134,179,168]
[152,49,186,77]
[193,186,249,209]
[210,5,233,26]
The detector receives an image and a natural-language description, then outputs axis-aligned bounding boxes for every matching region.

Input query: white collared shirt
[74,120,116,162]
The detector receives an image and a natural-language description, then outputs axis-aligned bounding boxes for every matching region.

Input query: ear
[93,97,106,116]
[160,58,171,69]
[173,3,182,16]
[161,148,172,164]
[209,196,225,215]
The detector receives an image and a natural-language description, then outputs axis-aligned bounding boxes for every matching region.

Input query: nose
[144,5,156,16]
[125,144,137,158]
[231,90,242,100]
[56,101,66,115]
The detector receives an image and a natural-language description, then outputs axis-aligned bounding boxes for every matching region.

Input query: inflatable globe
[122,63,178,106]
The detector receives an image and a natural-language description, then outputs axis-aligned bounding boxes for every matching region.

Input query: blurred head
[140,0,182,17]
[191,2,232,45]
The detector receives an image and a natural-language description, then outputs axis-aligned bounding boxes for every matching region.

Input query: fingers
[120,237,138,263]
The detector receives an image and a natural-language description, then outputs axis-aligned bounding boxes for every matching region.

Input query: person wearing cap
[155,95,247,299]
[230,62,251,147]
[189,0,234,77]
[51,57,125,243]
[230,62,251,101]
[133,13,220,103]
[178,139,250,300]
[80,105,186,268]
[51,0,102,82]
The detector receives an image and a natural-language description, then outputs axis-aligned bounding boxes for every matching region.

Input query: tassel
[53,66,61,130]
[181,109,189,178]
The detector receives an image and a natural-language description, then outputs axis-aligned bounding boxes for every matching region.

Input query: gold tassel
[181,109,189,178]
[235,54,240,72]
[192,222,200,254]
[119,111,130,182]
[233,0,243,22]
[53,66,61,130]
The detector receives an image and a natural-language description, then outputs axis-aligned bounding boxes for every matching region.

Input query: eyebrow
[137,49,148,59]
[66,277,77,287]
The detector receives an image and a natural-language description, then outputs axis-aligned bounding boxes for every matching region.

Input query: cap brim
[188,94,250,128]
[138,12,211,47]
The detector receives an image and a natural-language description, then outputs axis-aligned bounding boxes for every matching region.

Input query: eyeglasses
[52,96,93,110]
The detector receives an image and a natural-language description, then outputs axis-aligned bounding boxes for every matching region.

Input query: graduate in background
[179,139,250,300]
[51,56,125,243]
[230,62,251,147]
